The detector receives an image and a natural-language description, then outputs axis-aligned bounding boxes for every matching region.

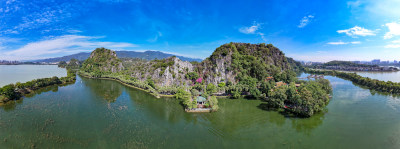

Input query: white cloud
[392,40,400,43]
[327,41,361,45]
[384,40,400,48]
[239,22,267,41]
[2,35,137,60]
[298,15,314,28]
[337,26,376,37]
[327,41,347,45]
[351,41,361,44]
[0,1,85,35]
[384,22,400,39]
[385,44,400,48]
[347,1,362,8]
[0,37,21,52]
[239,22,261,34]
[67,30,83,33]
[258,32,267,41]
[365,0,400,18]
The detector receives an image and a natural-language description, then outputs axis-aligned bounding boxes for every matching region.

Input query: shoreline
[315,68,399,73]
[305,68,400,94]
[78,73,175,98]
[0,78,76,104]
[78,72,230,99]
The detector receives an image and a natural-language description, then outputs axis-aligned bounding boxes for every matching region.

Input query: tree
[206,83,217,94]
[191,89,200,97]
[267,85,287,108]
[230,88,240,99]
[175,89,192,108]
[0,84,20,100]
[209,96,219,111]
[186,72,199,81]
[218,82,226,87]
[146,78,156,89]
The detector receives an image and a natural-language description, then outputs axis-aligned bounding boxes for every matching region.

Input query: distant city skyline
[0,0,400,62]
[301,59,400,65]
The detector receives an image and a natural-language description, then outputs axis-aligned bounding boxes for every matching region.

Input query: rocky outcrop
[124,57,194,87]
[196,42,293,85]
[82,43,298,88]
[81,47,124,74]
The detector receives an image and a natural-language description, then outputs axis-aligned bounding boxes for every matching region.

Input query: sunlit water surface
[0,65,67,87]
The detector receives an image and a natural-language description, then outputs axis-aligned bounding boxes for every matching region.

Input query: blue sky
[0,0,400,62]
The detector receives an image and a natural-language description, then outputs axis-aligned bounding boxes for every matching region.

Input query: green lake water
[0,65,67,87]
[1,67,400,148]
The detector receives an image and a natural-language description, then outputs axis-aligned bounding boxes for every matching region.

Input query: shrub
[218,82,226,87]
[0,84,20,100]
[206,83,216,94]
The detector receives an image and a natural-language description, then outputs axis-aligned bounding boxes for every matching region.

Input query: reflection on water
[1,74,400,148]
[81,77,123,103]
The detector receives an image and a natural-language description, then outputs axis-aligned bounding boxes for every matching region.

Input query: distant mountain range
[32,51,202,63]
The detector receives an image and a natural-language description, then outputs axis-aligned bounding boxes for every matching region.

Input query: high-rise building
[371,59,380,64]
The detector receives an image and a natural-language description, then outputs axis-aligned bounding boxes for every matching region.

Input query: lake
[2,69,400,148]
[0,65,67,87]
[356,71,400,82]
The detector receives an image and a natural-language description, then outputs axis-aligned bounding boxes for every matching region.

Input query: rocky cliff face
[123,57,194,87]
[82,43,298,88]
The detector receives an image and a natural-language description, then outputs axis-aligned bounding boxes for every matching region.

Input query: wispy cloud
[327,41,361,45]
[96,0,141,3]
[351,41,361,44]
[327,41,347,45]
[239,22,267,41]
[67,30,83,33]
[337,26,376,37]
[385,44,400,48]
[384,22,400,39]
[0,37,21,51]
[385,40,400,48]
[365,0,400,18]
[298,15,314,28]
[347,1,362,8]
[2,35,137,60]
[147,31,163,42]
[0,1,85,35]
[239,22,261,34]
[392,40,400,44]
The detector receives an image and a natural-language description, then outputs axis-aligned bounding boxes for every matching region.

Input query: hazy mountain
[33,50,202,63]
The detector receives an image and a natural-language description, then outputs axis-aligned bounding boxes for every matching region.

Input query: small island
[76,43,332,117]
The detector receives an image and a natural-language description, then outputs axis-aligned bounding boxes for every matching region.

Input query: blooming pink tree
[196,78,203,83]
